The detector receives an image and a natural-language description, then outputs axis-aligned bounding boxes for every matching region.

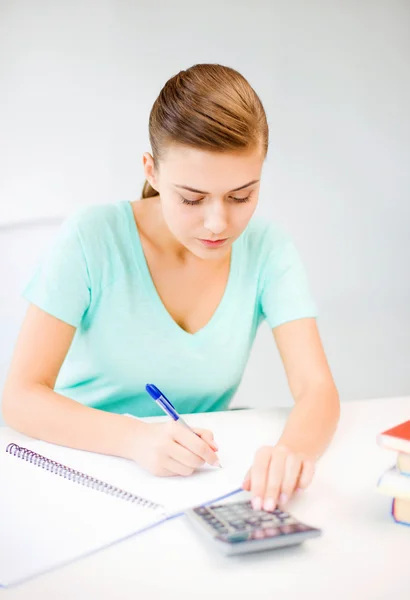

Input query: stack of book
[377,420,410,526]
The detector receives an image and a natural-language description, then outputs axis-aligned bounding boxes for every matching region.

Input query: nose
[203,200,228,237]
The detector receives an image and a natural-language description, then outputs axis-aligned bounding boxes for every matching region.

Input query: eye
[179,195,204,206]
[231,196,251,203]
[178,194,252,206]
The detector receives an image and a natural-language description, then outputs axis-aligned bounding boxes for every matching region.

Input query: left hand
[242,444,316,512]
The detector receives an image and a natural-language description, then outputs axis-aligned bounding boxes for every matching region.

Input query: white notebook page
[0,410,284,587]
[0,447,167,587]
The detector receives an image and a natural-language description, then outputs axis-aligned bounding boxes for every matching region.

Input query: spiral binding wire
[6,443,166,514]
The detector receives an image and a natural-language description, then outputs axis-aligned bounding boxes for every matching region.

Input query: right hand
[131,420,221,477]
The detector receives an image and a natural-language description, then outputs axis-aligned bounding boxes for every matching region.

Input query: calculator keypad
[193,500,307,542]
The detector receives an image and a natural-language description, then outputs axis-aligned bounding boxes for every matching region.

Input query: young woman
[2,64,339,512]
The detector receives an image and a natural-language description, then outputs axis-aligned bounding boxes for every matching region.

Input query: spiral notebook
[0,419,258,588]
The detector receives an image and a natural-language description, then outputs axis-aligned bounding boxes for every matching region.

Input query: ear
[142,152,159,191]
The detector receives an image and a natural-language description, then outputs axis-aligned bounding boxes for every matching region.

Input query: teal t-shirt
[23,201,318,417]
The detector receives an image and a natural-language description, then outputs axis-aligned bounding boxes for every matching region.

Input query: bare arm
[273,317,340,458]
[1,304,140,460]
[1,304,219,474]
[243,318,340,510]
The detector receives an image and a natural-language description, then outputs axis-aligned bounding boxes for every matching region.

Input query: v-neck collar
[123,200,239,341]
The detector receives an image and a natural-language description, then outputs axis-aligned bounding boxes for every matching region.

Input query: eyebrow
[174,179,260,194]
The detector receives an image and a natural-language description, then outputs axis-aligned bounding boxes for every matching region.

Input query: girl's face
[143,144,265,260]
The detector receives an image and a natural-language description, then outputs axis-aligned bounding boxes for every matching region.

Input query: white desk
[1,396,410,600]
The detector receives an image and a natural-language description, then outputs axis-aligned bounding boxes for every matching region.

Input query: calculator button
[281,516,297,525]
[251,529,266,540]
[194,507,209,515]
[279,524,300,535]
[245,516,260,525]
[226,531,251,543]
[260,514,275,521]
[261,519,280,528]
[212,522,228,531]
[263,527,282,538]
[229,521,248,530]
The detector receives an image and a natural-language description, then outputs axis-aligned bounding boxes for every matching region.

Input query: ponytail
[141,180,158,199]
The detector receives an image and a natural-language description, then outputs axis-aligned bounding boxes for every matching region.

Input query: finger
[164,456,195,477]
[278,454,303,508]
[194,428,219,452]
[173,424,220,466]
[242,468,251,491]
[263,447,288,511]
[170,440,205,469]
[157,467,175,477]
[249,447,272,510]
[297,459,315,491]
[150,459,178,477]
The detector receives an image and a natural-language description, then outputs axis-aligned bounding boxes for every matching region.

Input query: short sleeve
[259,227,318,329]
[22,215,91,328]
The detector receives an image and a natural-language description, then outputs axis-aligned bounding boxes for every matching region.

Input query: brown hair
[141,63,269,198]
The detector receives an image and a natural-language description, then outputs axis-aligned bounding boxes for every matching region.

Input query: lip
[198,238,228,248]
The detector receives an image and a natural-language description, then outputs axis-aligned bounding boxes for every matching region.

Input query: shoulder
[242,217,317,327]
[63,202,128,241]
[57,201,132,289]
[241,214,295,262]
[57,202,132,263]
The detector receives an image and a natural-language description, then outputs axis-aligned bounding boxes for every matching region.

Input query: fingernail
[252,497,262,511]
[279,493,288,506]
[296,487,303,494]
[263,498,275,512]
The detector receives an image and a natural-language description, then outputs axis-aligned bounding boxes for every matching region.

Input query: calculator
[185,499,322,555]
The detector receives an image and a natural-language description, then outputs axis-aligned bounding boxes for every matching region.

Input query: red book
[378,420,410,454]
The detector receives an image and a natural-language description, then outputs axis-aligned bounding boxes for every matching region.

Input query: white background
[1,0,409,420]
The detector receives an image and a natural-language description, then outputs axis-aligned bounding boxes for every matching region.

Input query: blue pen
[145,383,221,468]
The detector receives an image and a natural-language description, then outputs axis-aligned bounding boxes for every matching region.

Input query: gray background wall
[1,0,409,421]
